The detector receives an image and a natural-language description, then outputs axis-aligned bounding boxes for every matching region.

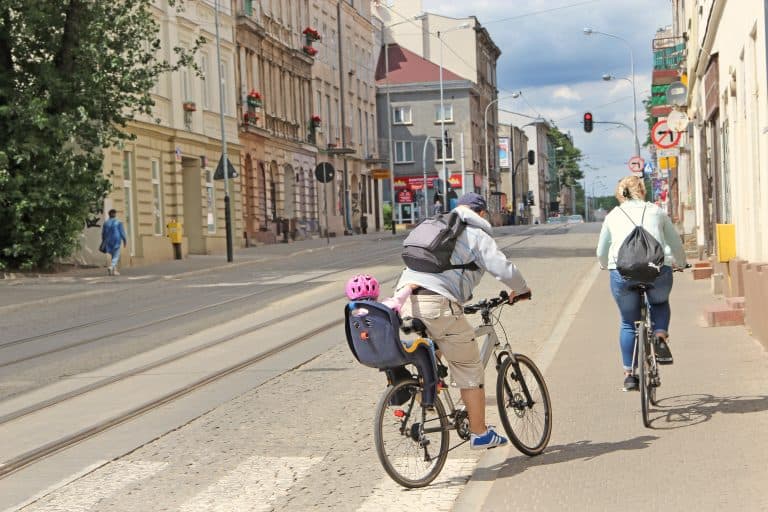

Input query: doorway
[182,156,204,254]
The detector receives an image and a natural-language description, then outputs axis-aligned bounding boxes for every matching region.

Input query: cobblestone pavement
[13,226,599,511]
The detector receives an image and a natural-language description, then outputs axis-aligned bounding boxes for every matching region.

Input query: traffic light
[583,112,593,133]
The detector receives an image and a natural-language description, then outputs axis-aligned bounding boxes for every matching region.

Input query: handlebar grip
[512,290,532,303]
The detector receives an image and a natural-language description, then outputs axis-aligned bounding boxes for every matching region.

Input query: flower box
[311,115,321,127]
[302,27,321,41]
[243,112,259,125]
[302,45,318,57]
[182,101,197,112]
[246,89,262,108]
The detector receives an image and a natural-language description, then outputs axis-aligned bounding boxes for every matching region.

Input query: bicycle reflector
[394,409,406,418]
[583,112,593,133]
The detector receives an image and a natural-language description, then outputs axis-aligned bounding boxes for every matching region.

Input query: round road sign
[628,156,645,175]
[651,119,682,149]
[314,162,335,183]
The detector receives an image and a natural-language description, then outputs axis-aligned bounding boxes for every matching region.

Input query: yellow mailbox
[167,219,183,244]
[716,223,736,263]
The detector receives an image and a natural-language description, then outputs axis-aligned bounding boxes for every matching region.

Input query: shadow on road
[471,435,659,481]
[648,393,768,430]
[503,246,597,259]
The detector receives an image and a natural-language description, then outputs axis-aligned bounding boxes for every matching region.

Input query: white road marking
[18,460,167,512]
[357,458,477,512]
[186,282,260,287]
[178,456,322,512]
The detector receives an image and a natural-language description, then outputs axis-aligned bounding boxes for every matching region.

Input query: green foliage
[593,195,619,211]
[547,125,584,187]
[0,0,202,270]
[383,202,393,230]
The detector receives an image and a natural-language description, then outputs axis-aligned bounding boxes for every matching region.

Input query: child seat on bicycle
[344,299,439,407]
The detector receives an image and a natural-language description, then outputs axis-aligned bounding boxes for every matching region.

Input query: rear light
[393,409,405,417]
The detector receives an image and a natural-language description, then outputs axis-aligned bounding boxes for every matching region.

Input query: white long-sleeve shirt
[396,207,529,303]
[596,199,687,270]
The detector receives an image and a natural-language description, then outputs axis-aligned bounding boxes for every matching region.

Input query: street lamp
[437,22,471,203]
[380,16,418,234]
[584,28,641,158]
[213,0,233,262]
[484,92,521,201]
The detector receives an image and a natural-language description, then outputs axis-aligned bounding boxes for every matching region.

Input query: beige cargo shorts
[401,294,483,389]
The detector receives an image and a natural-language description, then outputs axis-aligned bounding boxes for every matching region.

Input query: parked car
[567,214,585,224]
[546,216,567,224]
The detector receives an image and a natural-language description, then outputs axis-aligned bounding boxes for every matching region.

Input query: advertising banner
[498,138,510,168]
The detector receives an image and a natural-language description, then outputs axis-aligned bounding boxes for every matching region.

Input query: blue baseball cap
[456,192,487,213]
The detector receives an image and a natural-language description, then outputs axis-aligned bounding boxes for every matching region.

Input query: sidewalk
[458,269,768,511]
[0,231,406,312]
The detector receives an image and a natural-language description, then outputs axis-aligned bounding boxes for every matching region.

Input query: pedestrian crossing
[15,456,479,511]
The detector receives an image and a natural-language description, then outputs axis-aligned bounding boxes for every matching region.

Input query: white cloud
[552,86,582,101]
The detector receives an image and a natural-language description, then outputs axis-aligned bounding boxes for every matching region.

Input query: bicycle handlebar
[463,290,532,315]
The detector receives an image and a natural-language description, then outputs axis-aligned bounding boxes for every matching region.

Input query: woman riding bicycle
[596,176,687,391]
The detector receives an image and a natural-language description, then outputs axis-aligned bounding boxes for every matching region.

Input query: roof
[375,44,464,85]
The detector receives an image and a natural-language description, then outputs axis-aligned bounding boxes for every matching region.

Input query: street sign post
[651,119,682,149]
[628,156,645,176]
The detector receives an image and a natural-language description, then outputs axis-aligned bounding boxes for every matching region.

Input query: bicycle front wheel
[496,354,552,456]
[373,379,449,488]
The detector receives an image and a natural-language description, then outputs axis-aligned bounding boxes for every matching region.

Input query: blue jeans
[609,266,673,370]
[109,246,121,270]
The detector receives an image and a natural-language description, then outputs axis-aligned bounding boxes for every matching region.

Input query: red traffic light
[583,112,594,133]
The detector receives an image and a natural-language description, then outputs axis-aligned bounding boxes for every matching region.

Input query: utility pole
[337,2,352,234]
[214,0,233,262]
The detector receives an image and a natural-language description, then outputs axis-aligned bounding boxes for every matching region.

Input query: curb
[0,237,388,312]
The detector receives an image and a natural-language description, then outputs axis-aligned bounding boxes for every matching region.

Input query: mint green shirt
[596,200,687,270]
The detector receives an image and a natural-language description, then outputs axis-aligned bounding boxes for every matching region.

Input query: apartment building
[497,124,530,224]
[380,1,501,197]
[234,0,319,244]
[86,0,243,266]
[309,0,380,235]
[671,0,768,346]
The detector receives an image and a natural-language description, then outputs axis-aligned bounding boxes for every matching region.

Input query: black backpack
[615,205,665,283]
[401,211,478,273]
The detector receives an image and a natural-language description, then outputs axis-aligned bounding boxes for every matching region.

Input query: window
[435,104,453,122]
[122,151,135,256]
[151,159,163,235]
[435,138,454,162]
[220,60,231,115]
[393,106,411,124]
[395,141,414,163]
[181,67,191,102]
[200,53,210,109]
[206,170,216,234]
[243,0,253,16]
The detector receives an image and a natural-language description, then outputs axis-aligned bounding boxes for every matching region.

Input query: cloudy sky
[421,0,672,196]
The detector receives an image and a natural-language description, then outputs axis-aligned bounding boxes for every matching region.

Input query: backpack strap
[449,220,479,271]
[617,204,646,227]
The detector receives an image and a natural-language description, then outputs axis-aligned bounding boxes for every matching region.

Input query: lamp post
[584,28,641,158]
[214,0,233,262]
[437,22,471,203]
[483,92,521,202]
[379,16,417,234]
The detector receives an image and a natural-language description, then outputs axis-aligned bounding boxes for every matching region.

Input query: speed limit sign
[651,119,682,149]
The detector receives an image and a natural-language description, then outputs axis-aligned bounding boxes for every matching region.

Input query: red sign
[651,119,682,149]
[397,189,414,203]
[394,174,464,190]
[628,156,645,175]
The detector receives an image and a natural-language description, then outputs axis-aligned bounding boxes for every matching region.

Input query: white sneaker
[107,267,113,276]
[112,269,120,276]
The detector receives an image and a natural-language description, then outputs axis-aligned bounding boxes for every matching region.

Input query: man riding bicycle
[395,192,531,449]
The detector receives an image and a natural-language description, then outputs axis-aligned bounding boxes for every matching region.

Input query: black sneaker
[655,337,674,365]
[623,374,639,391]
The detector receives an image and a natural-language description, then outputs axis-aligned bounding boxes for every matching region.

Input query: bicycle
[368,290,552,488]
[632,265,688,428]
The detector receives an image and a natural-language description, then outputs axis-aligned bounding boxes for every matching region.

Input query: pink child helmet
[345,274,380,300]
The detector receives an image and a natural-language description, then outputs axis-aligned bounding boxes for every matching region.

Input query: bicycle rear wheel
[373,379,449,488]
[496,354,552,456]
[639,327,652,427]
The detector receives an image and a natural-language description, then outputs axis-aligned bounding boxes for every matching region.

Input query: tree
[547,124,584,187]
[0,1,202,270]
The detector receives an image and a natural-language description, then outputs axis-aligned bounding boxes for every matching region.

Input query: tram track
[0,232,536,479]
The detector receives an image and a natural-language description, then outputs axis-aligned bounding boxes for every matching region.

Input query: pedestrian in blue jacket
[101,209,127,275]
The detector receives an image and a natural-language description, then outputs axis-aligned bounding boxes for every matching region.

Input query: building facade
[375,44,478,224]
[497,124,530,224]
[670,0,768,346]
[74,0,244,267]
[235,0,320,245]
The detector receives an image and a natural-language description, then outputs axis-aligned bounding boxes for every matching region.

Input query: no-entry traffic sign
[651,119,682,149]
[628,156,645,176]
